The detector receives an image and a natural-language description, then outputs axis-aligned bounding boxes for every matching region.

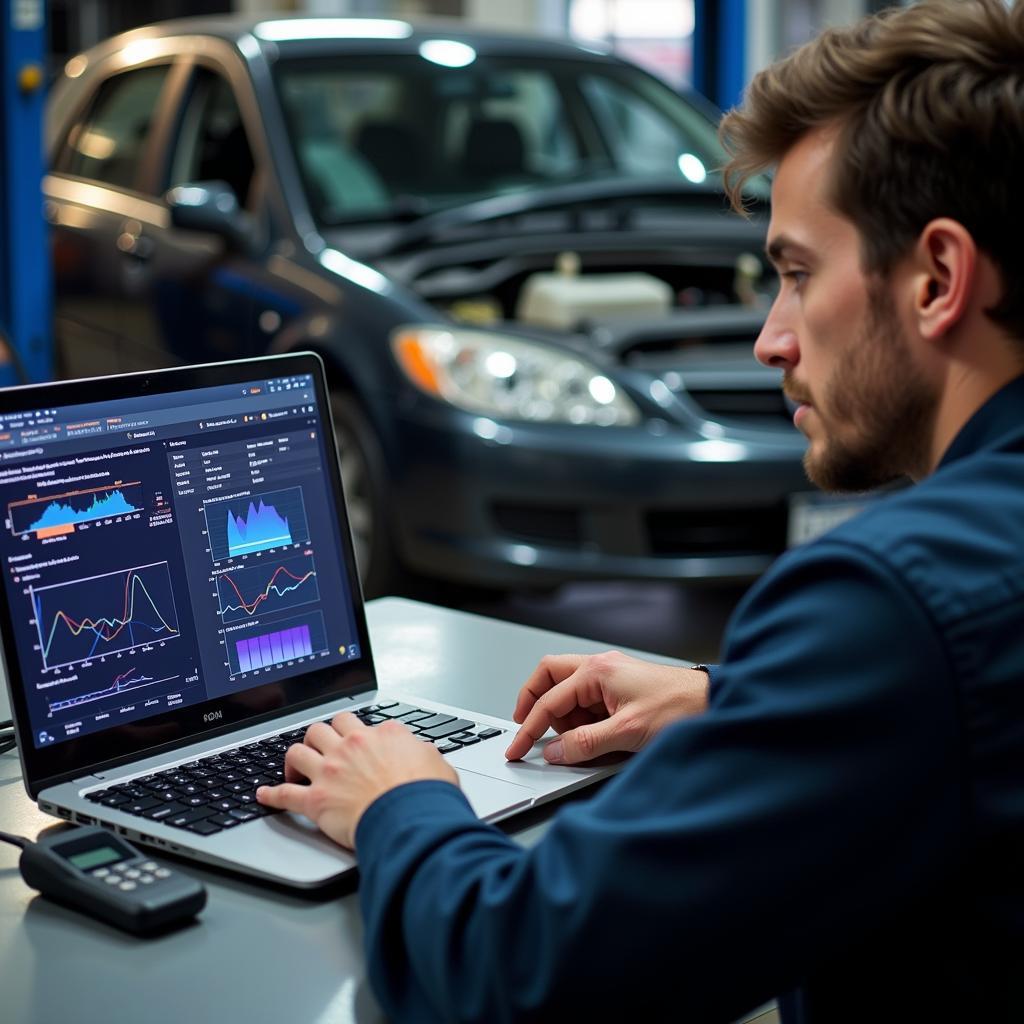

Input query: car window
[275,55,755,225]
[168,71,256,207]
[63,65,169,191]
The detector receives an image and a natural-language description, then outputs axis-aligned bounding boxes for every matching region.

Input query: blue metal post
[0,0,53,385]
[693,0,748,113]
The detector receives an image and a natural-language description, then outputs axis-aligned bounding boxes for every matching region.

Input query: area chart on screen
[9,482,144,537]
[204,487,310,562]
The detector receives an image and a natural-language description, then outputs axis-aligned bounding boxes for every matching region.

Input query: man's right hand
[504,651,711,765]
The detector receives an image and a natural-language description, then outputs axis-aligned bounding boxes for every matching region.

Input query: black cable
[0,720,12,730]
[0,740,14,756]
[0,829,30,850]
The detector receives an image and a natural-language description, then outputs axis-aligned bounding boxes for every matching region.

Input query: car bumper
[386,405,809,587]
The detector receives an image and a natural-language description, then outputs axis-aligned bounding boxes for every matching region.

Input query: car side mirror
[166,181,256,254]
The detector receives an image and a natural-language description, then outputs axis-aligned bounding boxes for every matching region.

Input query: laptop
[0,353,618,888]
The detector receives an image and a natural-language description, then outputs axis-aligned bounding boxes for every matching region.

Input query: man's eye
[782,270,808,286]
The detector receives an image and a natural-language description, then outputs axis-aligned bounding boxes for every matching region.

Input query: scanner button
[141,861,158,872]
[118,881,137,891]
[124,869,141,879]
[154,868,171,879]
[104,875,121,886]
[92,868,110,878]
[139,875,156,885]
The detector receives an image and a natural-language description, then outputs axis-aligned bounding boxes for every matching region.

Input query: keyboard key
[438,742,462,754]
[144,802,189,821]
[477,728,503,740]
[209,814,242,828]
[125,797,163,814]
[419,718,476,740]
[167,807,216,827]
[372,703,423,720]
[187,820,222,835]
[408,713,455,731]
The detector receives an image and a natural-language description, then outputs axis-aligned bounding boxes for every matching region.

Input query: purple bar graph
[235,624,312,672]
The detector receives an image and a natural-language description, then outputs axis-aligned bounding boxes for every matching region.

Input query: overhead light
[678,153,707,184]
[254,19,413,41]
[418,39,477,68]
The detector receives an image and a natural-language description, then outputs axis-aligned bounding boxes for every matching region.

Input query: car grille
[681,387,793,427]
[491,503,583,546]
[646,505,789,556]
[490,501,788,558]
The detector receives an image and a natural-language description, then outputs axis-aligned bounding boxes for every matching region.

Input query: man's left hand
[257,713,459,849]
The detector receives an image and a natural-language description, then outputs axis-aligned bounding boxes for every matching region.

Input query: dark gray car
[44,15,810,596]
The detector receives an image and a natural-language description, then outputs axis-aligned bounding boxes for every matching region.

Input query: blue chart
[226,610,328,676]
[216,552,319,624]
[9,482,144,537]
[32,561,180,671]
[204,487,309,562]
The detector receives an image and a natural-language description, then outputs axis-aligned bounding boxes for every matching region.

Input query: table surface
[0,596,699,1024]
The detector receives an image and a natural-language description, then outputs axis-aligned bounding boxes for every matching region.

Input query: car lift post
[693,0,747,114]
[0,0,53,385]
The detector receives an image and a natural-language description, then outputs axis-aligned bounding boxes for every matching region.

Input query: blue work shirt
[356,374,1024,1023]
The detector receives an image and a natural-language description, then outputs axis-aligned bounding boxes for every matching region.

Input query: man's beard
[788,282,938,493]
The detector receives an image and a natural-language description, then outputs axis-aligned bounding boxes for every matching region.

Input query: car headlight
[391,326,641,426]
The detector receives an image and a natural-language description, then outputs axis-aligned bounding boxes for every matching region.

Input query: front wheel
[329,393,399,598]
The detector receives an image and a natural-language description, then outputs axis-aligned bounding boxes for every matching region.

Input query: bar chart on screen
[225,610,328,676]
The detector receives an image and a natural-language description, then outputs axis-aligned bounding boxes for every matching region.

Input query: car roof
[74,14,625,66]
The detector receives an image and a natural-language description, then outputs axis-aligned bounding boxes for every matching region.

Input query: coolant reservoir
[516,251,672,329]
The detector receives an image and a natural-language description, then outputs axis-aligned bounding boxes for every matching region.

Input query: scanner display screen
[66,845,124,870]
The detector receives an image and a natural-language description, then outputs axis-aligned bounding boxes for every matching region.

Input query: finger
[512,654,584,724]
[304,720,344,752]
[284,740,321,783]
[545,714,636,765]
[329,711,367,737]
[506,669,599,761]
[256,782,312,816]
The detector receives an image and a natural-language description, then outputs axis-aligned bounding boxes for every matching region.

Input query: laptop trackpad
[456,769,536,821]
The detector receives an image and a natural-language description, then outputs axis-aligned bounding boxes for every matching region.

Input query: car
[43,14,811,597]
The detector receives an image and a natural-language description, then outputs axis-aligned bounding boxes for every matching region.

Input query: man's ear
[911,218,976,342]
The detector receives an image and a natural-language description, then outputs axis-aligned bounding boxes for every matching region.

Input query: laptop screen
[0,355,374,793]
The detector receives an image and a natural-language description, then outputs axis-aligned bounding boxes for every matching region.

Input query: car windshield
[274,53,764,225]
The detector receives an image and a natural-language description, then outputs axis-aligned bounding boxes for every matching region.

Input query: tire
[328,392,400,598]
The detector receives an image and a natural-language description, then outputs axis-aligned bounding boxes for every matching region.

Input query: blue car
[44,15,809,595]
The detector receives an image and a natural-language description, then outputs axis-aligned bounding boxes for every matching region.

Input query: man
[258,1,1024,1019]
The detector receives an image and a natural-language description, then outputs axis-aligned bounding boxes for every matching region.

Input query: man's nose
[754,304,800,369]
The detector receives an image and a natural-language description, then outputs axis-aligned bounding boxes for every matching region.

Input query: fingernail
[544,739,564,764]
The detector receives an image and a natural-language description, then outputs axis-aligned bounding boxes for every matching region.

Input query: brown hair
[720,0,1024,337]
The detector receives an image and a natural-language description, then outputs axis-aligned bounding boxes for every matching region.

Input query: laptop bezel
[0,353,376,798]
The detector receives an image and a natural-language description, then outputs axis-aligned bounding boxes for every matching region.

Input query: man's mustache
[783,373,812,406]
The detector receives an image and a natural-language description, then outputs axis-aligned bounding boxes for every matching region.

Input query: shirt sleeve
[355,539,965,1024]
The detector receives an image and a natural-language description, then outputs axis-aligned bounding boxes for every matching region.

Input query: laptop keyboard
[83,701,505,836]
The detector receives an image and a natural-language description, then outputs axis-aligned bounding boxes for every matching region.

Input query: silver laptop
[0,354,617,888]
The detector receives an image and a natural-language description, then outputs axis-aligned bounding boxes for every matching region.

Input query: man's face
[756,128,938,491]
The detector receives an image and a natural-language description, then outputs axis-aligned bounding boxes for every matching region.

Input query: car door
[140,61,304,367]
[46,62,181,377]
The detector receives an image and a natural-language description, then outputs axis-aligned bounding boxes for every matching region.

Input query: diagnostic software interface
[0,372,359,750]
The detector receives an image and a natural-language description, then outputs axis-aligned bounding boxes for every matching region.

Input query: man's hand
[257,713,459,849]
[504,651,710,765]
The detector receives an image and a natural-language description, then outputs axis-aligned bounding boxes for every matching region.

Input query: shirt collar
[938,372,1024,470]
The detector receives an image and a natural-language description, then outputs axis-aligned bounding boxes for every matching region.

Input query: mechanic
[259,1,1024,1019]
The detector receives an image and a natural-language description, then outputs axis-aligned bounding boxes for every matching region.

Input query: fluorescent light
[254,19,413,42]
[419,39,477,68]
[678,153,707,184]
